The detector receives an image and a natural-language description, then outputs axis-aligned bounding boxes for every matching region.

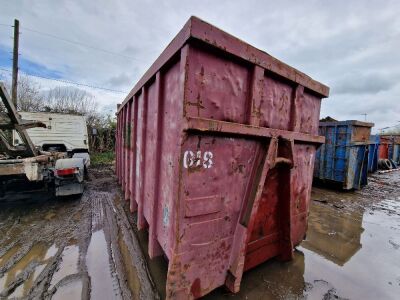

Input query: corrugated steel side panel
[314,124,351,183]
[393,144,400,163]
[380,135,400,163]
[379,142,389,159]
[368,135,380,173]
[379,135,394,160]
[314,121,372,189]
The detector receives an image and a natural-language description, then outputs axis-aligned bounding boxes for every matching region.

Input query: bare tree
[1,75,44,111]
[1,77,98,118]
[17,75,45,111]
[42,86,97,116]
[1,76,116,151]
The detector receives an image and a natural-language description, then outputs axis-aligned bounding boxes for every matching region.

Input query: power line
[24,72,128,93]
[2,23,152,61]
[0,23,132,94]
[0,67,128,94]
[21,26,145,61]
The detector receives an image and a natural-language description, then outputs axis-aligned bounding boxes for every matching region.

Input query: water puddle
[86,230,115,299]
[300,199,400,299]
[51,279,83,300]
[50,244,79,288]
[1,243,49,290]
[136,229,168,299]
[45,244,58,260]
[118,231,140,299]
[8,263,46,298]
[0,244,21,268]
[302,203,364,266]
[0,276,6,294]
[201,196,400,299]
[0,242,54,297]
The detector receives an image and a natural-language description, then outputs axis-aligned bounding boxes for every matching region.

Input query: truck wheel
[84,166,90,181]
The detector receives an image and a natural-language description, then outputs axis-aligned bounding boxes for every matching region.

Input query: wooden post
[12,19,19,108]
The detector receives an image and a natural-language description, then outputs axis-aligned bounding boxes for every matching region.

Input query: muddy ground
[0,166,157,300]
[0,167,399,299]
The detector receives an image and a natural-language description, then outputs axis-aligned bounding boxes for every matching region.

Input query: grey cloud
[121,45,142,56]
[106,73,132,88]
[100,103,118,116]
[0,0,399,130]
[333,73,398,95]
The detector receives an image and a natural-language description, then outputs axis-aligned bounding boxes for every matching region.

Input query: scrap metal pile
[0,82,84,198]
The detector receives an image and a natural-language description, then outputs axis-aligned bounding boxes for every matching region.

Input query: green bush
[91,151,115,166]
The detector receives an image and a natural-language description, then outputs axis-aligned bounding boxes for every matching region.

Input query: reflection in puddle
[302,203,364,266]
[300,199,400,300]
[86,230,115,299]
[52,279,83,300]
[201,197,400,299]
[136,229,168,299]
[118,231,140,299]
[50,245,79,288]
[205,250,306,299]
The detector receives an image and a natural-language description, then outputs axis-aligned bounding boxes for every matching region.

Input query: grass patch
[91,151,115,166]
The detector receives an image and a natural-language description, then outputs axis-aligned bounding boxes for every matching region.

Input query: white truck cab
[13,112,91,167]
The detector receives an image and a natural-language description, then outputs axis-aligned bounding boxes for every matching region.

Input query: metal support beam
[0,82,39,157]
[184,117,325,145]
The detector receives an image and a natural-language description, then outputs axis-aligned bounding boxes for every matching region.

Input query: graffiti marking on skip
[183,150,213,169]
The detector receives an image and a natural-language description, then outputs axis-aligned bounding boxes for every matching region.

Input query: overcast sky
[1,0,399,132]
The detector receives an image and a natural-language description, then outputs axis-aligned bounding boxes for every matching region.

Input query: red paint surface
[379,143,389,159]
[379,136,391,159]
[115,17,328,299]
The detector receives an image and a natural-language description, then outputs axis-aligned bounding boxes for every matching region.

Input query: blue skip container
[314,120,374,190]
[368,135,380,173]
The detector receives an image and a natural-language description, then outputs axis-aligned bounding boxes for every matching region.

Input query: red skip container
[115,16,329,299]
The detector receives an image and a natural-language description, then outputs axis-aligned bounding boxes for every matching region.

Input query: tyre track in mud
[0,166,158,299]
[0,195,88,299]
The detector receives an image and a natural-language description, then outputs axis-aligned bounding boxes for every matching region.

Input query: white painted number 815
[183,151,213,169]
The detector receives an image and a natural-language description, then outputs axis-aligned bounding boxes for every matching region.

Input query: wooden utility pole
[360,113,367,121]
[11,19,19,107]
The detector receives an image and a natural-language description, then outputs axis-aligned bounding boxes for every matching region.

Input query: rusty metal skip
[115,16,329,299]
